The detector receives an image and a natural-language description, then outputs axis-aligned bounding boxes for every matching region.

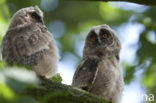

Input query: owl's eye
[30,12,39,19]
[90,36,96,42]
[102,34,108,39]
[29,12,43,24]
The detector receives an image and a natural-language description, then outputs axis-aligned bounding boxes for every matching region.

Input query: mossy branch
[23,78,110,103]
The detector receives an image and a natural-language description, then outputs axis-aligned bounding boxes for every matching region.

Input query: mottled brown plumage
[72,24,124,103]
[1,6,58,78]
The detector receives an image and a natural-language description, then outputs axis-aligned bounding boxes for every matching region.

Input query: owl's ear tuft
[34,5,39,9]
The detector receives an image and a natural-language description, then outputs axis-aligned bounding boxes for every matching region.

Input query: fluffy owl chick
[72,24,124,103]
[1,6,58,79]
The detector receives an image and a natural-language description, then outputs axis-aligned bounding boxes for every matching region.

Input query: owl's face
[9,6,44,29]
[86,25,113,47]
[83,24,121,57]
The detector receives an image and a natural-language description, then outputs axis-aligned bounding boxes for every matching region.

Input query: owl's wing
[14,24,52,56]
[72,57,100,91]
[1,33,17,65]
[2,23,52,65]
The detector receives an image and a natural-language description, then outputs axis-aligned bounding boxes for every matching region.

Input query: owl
[1,6,59,79]
[72,24,124,103]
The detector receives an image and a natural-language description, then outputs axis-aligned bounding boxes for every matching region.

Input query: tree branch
[68,0,156,6]
[23,78,110,103]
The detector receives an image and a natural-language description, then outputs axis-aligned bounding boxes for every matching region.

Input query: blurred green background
[0,0,156,103]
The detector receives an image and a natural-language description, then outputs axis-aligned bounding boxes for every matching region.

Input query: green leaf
[0,61,7,70]
[0,83,15,100]
[51,73,62,83]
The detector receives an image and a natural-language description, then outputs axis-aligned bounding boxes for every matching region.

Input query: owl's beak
[40,18,45,25]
